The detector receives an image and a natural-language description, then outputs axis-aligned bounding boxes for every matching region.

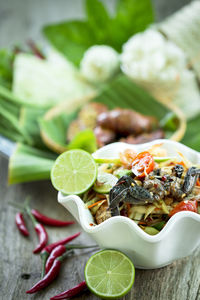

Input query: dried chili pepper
[15,212,29,237]
[40,232,80,277]
[26,206,48,253]
[45,244,97,274]
[50,281,87,300]
[26,251,72,294]
[31,209,75,227]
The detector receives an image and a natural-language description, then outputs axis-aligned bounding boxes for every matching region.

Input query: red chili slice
[196,178,200,186]
[132,151,154,177]
[169,200,198,217]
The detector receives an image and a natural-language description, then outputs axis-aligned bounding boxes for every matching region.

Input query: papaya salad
[83,144,200,234]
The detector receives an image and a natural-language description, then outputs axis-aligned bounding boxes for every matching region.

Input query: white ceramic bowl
[58,140,200,269]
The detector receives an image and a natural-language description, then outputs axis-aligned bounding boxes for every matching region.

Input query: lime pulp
[51,149,97,195]
[85,250,135,299]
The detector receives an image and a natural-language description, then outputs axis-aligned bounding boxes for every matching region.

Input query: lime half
[85,250,135,299]
[51,149,97,195]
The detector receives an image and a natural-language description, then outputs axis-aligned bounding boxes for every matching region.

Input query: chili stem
[41,253,47,278]
[57,249,74,261]
[8,201,24,210]
[25,205,38,227]
[65,244,98,250]
[9,196,31,212]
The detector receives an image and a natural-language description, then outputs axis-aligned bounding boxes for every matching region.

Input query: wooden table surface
[1,0,200,299]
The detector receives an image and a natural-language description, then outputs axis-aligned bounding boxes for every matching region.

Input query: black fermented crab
[148,166,200,200]
[169,166,200,200]
[182,167,200,195]
[108,167,200,217]
[172,164,184,178]
[151,165,200,199]
[109,175,153,216]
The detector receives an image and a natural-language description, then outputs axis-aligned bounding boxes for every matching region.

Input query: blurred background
[1,1,200,300]
[0,0,192,47]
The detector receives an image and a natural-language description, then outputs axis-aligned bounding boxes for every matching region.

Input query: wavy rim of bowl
[58,139,200,243]
[58,192,200,243]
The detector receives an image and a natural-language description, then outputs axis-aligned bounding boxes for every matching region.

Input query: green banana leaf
[67,129,97,153]
[6,74,200,186]
[40,109,97,153]
[43,0,154,66]
[0,97,32,144]
[0,95,20,117]
[19,107,47,149]
[40,74,184,154]
[39,110,78,150]
[0,85,32,107]
[181,115,200,151]
[8,143,57,184]
[0,122,24,143]
[0,96,22,141]
[0,48,14,89]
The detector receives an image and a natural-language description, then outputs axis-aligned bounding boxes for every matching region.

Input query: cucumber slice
[152,221,166,231]
[114,168,132,178]
[144,226,159,235]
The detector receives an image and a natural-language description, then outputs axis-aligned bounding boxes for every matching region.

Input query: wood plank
[0,156,97,300]
[1,157,200,299]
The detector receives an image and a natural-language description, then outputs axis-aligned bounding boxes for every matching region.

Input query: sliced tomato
[132,151,154,178]
[169,200,198,217]
[196,177,200,186]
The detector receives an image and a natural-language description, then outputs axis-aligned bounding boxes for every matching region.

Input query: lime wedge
[93,148,120,164]
[51,149,97,195]
[93,173,118,194]
[85,250,135,299]
[94,158,121,164]
[153,156,175,162]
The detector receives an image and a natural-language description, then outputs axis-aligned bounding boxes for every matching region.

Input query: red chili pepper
[169,200,198,217]
[42,232,81,255]
[26,206,48,253]
[26,251,72,294]
[45,245,66,274]
[40,232,81,277]
[26,258,62,294]
[132,151,154,177]
[33,223,48,254]
[45,244,97,274]
[50,281,87,300]
[15,212,29,237]
[31,209,75,227]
